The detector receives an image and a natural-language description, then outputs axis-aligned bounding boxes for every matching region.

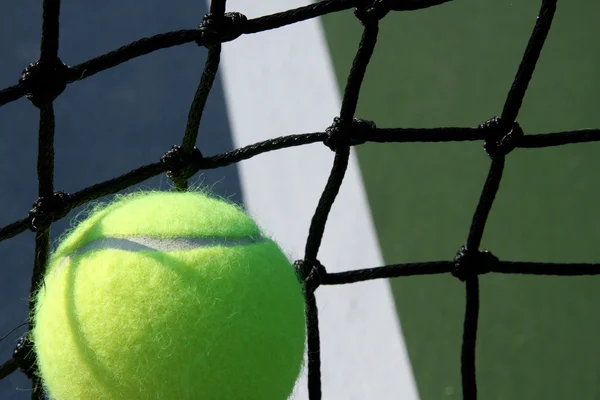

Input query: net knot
[355,0,391,24]
[294,259,327,293]
[12,332,37,380]
[480,116,524,159]
[19,57,69,108]
[161,145,205,184]
[452,245,498,281]
[324,117,375,151]
[28,191,72,232]
[198,12,247,47]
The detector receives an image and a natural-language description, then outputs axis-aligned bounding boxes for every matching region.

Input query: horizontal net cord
[1,125,598,242]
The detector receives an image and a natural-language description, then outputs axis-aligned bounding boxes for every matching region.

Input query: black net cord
[29,104,56,327]
[39,0,60,61]
[338,17,378,121]
[176,43,222,191]
[304,147,351,264]
[27,0,62,396]
[304,20,379,261]
[30,231,49,400]
[181,44,221,155]
[175,1,227,191]
[301,17,379,400]
[461,276,480,400]
[305,290,322,399]
[457,156,505,400]
[501,0,557,123]
[210,0,226,15]
[304,150,349,400]
[465,159,505,252]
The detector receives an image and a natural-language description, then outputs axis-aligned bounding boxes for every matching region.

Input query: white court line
[217,2,420,399]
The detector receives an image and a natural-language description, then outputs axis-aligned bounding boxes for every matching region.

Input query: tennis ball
[31,191,306,400]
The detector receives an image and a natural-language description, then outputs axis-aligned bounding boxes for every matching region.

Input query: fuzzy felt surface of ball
[32,191,306,400]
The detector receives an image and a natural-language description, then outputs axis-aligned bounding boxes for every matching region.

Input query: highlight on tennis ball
[31,190,307,400]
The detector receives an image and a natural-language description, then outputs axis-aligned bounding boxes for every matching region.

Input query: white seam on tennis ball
[75,236,264,254]
[52,236,265,279]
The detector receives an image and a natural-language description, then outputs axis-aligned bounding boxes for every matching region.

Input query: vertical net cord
[28,1,62,398]
[461,276,480,400]
[30,106,56,400]
[457,2,556,396]
[181,44,221,155]
[500,0,557,123]
[305,288,323,399]
[303,18,379,400]
[461,158,505,400]
[176,44,222,192]
[175,0,227,191]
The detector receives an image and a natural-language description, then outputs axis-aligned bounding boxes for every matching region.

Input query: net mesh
[0,0,599,399]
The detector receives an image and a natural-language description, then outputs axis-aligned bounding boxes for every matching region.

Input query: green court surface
[322,1,600,399]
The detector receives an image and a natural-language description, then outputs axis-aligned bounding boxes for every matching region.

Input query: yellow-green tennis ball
[32,191,306,400]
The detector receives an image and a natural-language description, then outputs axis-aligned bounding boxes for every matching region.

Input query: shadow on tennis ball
[57,242,305,398]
